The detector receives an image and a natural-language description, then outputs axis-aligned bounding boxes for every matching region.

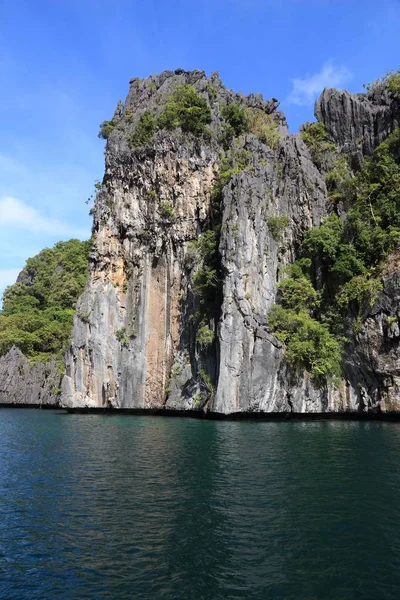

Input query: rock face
[342,257,400,413]
[315,85,400,166]
[0,347,60,406]
[58,69,400,414]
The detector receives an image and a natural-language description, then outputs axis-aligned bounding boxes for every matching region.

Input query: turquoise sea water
[1,409,400,599]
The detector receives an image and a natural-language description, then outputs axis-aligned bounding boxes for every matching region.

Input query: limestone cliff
[58,69,400,414]
[0,347,60,406]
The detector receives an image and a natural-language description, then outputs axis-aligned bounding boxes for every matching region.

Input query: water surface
[1,409,400,599]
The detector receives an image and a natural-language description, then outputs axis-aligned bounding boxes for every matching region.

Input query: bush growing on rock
[129,111,158,147]
[191,230,220,296]
[196,324,215,346]
[269,306,342,382]
[158,84,211,135]
[266,215,289,242]
[300,121,335,166]
[98,120,116,139]
[366,69,400,99]
[244,108,281,148]
[221,103,247,137]
[158,200,176,220]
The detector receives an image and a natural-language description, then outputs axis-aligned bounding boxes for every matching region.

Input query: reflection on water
[1,411,400,599]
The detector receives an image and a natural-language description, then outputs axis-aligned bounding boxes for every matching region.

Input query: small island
[1,69,400,416]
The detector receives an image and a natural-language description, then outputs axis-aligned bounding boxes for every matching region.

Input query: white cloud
[286,61,352,106]
[0,196,87,237]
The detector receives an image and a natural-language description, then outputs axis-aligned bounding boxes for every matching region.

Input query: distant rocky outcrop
[0,347,60,406]
[315,85,400,165]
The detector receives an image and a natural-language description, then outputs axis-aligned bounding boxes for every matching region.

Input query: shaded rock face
[61,69,400,413]
[315,86,400,166]
[0,347,60,406]
[342,257,400,413]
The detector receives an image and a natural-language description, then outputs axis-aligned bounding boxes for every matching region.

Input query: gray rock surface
[342,256,400,413]
[0,347,60,406]
[315,85,400,166]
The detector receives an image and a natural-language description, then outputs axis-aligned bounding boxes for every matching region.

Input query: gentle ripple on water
[1,410,400,599]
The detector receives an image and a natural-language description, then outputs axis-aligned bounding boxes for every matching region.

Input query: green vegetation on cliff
[366,69,400,99]
[269,128,400,382]
[129,111,158,147]
[104,83,281,151]
[300,121,335,166]
[158,84,211,134]
[98,120,116,139]
[0,239,90,366]
[221,102,281,148]
[102,85,212,148]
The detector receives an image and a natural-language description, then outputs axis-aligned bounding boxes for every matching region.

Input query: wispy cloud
[0,196,87,238]
[286,61,352,106]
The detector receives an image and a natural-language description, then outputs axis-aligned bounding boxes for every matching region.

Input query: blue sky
[1,0,399,298]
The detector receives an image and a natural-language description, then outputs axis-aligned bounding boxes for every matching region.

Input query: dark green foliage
[336,275,383,308]
[387,71,400,98]
[221,103,281,147]
[300,121,335,166]
[269,259,342,381]
[345,130,400,266]
[198,368,214,393]
[207,84,218,101]
[303,213,343,265]
[101,85,211,148]
[269,306,342,382]
[325,156,353,202]
[191,230,220,297]
[129,111,158,147]
[221,103,247,137]
[278,263,319,311]
[270,129,400,382]
[305,130,400,286]
[0,240,90,364]
[158,85,211,135]
[98,120,116,139]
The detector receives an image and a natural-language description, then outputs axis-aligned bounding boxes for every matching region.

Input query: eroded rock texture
[0,347,60,406]
[316,85,400,166]
[57,69,400,413]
